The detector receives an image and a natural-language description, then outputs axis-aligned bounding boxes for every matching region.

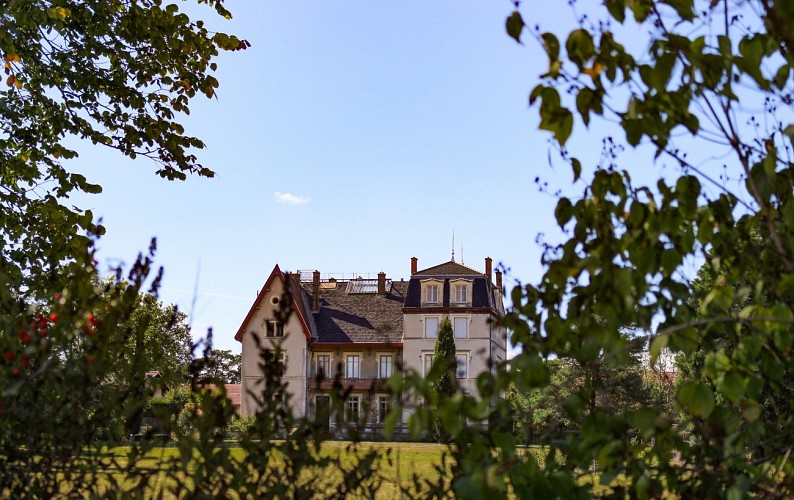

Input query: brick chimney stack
[378,271,386,295]
[485,257,492,283]
[411,257,418,275]
[312,270,320,311]
[495,269,502,290]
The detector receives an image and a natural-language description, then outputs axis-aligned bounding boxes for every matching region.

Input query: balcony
[308,377,388,392]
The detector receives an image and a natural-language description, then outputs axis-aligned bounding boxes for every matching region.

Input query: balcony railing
[308,377,389,391]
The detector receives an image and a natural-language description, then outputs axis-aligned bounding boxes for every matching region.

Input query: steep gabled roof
[302,280,407,344]
[234,265,312,342]
[414,260,484,276]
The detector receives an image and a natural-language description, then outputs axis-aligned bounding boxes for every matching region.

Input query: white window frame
[346,395,360,422]
[423,352,435,377]
[315,354,331,378]
[265,320,284,338]
[426,284,439,304]
[456,352,468,379]
[345,353,361,379]
[421,279,443,306]
[454,284,467,304]
[453,316,469,339]
[449,279,473,306]
[377,395,390,424]
[424,316,440,339]
[378,353,393,378]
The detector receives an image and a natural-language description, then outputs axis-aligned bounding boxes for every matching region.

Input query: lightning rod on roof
[452,230,455,262]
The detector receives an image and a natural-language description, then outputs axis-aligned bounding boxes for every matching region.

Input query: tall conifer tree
[434,317,457,398]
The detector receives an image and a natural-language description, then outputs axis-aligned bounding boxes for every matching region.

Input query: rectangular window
[425,317,439,338]
[346,396,360,422]
[346,354,360,378]
[316,354,330,378]
[379,355,393,378]
[454,285,467,304]
[453,317,468,338]
[423,353,434,376]
[456,354,468,379]
[266,320,284,338]
[378,396,390,423]
[426,284,439,304]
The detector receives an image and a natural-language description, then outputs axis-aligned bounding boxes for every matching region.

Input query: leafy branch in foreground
[497,0,794,497]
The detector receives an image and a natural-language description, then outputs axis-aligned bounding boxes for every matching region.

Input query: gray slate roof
[301,280,408,344]
[414,260,484,276]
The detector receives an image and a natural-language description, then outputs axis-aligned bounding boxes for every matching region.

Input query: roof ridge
[414,260,484,276]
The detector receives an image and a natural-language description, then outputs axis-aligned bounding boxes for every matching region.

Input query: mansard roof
[405,260,497,310]
[302,280,408,345]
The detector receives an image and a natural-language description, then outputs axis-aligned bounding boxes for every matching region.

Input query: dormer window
[420,279,443,306]
[426,284,439,304]
[449,278,473,306]
[454,284,467,304]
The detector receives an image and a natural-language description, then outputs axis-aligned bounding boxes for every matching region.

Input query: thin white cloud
[274,192,310,205]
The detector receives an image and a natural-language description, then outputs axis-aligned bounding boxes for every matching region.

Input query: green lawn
[90,441,450,498]
[70,441,634,497]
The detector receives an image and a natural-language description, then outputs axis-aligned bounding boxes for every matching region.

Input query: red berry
[54,293,62,301]
[4,351,12,361]
[86,313,96,327]
[19,330,30,344]
[21,356,29,368]
[10,368,20,377]
[48,313,58,323]
[85,355,94,364]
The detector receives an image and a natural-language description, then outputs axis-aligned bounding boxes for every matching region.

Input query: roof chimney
[411,257,418,275]
[485,257,492,282]
[378,271,386,295]
[312,270,320,311]
[495,269,502,290]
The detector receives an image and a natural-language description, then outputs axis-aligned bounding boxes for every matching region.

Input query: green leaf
[661,0,694,21]
[649,334,668,366]
[571,158,582,182]
[555,197,574,227]
[541,33,560,62]
[534,87,574,145]
[566,29,595,69]
[741,399,761,422]
[718,371,745,404]
[629,407,657,438]
[783,124,794,149]
[629,0,652,22]
[383,402,400,437]
[605,0,626,23]
[774,64,790,89]
[505,11,524,44]
[576,87,598,126]
[677,381,715,418]
[652,52,676,89]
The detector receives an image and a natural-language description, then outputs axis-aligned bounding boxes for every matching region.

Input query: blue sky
[65,2,664,353]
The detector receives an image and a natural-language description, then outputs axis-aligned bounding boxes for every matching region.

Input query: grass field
[56,441,631,497]
[91,441,451,498]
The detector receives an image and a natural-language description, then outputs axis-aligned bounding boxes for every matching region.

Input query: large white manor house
[235,256,507,429]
